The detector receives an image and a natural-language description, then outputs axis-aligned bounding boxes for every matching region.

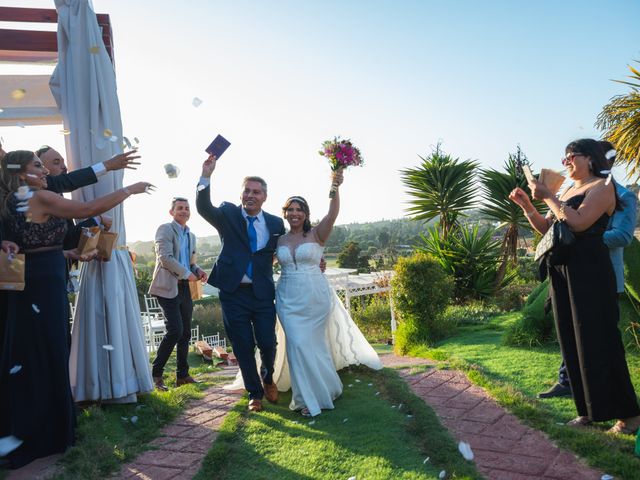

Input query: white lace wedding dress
[224,242,382,416]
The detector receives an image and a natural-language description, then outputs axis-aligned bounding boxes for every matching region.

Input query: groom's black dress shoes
[263,382,278,404]
[538,383,571,399]
[153,376,169,392]
[248,399,263,412]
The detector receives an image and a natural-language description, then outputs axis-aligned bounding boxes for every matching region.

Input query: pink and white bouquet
[319,136,363,197]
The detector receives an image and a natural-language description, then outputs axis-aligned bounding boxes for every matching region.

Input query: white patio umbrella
[51,0,153,402]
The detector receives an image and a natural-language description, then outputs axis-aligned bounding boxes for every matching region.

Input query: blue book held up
[206,135,231,158]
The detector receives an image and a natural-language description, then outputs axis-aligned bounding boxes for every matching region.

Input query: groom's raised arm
[196,155,224,230]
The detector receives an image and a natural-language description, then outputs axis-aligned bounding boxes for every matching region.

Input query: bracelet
[558,202,567,220]
[525,209,536,217]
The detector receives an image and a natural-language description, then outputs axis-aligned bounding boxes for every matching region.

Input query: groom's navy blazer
[196,184,285,300]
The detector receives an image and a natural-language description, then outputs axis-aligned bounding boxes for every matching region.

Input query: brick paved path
[6,356,608,479]
[117,378,241,479]
[381,354,605,480]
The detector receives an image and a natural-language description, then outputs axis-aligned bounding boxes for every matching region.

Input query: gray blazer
[148,221,201,299]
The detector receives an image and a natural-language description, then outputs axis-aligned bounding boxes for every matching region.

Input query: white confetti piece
[458,441,474,460]
[130,416,138,424]
[9,365,22,375]
[121,417,128,421]
[108,135,118,143]
[355,379,361,383]
[367,383,373,387]
[601,475,614,480]
[439,470,446,479]
[123,136,132,149]
[423,457,430,464]
[375,391,380,396]
[343,418,349,423]
[11,89,26,100]
[0,108,4,113]
[164,163,180,178]
[348,477,356,480]
[391,405,396,409]
[192,97,203,107]
[308,420,315,425]
[133,137,140,144]
[398,403,403,410]
[348,384,353,388]
[406,415,413,418]
[32,304,40,313]
[102,345,114,351]
[0,435,23,456]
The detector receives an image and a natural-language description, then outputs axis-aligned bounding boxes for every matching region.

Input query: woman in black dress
[0,150,152,468]
[510,138,640,435]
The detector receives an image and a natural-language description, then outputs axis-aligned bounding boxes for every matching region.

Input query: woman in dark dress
[0,150,152,468]
[510,138,640,435]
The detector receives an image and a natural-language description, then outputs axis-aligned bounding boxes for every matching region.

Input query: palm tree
[596,62,640,179]
[401,145,478,239]
[479,148,543,288]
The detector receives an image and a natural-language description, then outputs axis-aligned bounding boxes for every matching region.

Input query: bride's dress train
[224,242,382,416]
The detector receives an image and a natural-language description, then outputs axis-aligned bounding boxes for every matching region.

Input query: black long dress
[548,194,640,422]
[0,195,75,468]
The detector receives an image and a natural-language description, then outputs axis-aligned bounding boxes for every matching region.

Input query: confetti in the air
[11,89,26,100]
[439,471,446,479]
[0,436,23,456]
[164,164,180,179]
[32,304,40,313]
[192,97,203,107]
[102,345,115,351]
[9,365,22,375]
[423,457,430,464]
[130,416,138,424]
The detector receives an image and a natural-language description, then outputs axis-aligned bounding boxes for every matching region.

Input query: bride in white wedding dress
[224,171,382,416]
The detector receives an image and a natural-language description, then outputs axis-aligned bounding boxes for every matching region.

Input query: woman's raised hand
[509,187,534,211]
[125,182,156,195]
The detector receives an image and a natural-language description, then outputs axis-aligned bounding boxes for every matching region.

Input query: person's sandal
[566,416,592,427]
[608,416,640,435]
[300,407,312,418]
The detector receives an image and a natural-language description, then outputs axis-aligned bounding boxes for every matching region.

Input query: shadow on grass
[196,366,482,480]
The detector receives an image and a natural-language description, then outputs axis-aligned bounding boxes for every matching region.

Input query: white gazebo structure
[0,3,153,402]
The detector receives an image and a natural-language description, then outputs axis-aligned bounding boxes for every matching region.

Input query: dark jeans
[151,282,193,379]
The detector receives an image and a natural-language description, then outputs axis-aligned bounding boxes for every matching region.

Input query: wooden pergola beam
[0,6,114,63]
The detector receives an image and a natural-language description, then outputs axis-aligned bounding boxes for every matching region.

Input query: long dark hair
[0,150,33,219]
[282,196,311,235]
[565,138,609,178]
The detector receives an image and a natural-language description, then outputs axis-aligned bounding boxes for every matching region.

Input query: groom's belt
[237,282,253,289]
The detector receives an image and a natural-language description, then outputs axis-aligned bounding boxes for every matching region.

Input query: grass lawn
[196,366,481,480]
[0,352,220,480]
[411,313,640,480]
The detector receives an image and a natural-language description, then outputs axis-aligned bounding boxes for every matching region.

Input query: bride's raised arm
[314,170,344,244]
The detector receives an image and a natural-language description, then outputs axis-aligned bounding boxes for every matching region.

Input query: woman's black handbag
[534,220,575,262]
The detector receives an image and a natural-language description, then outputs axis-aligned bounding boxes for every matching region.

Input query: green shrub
[351,297,392,343]
[503,279,555,346]
[391,252,454,353]
[624,237,640,304]
[192,297,226,340]
[620,295,640,352]
[439,301,500,326]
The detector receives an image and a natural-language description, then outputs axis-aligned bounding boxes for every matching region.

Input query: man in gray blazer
[149,197,207,390]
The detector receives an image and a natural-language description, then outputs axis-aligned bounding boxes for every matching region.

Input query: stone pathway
[6,356,609,480]
[381,354,605,480]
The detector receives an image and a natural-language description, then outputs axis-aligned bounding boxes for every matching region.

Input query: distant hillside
[128,235,221,257]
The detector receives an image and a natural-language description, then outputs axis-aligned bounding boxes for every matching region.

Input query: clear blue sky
[2,0,639,241]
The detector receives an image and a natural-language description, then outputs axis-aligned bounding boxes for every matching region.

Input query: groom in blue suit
[196,155,285,412]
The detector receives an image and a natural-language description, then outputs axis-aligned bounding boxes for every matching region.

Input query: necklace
[573,177,599,189]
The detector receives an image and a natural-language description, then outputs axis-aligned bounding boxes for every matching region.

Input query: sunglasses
[561,152,584,166]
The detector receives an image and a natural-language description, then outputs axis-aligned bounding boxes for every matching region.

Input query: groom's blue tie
[246,216,258,279]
